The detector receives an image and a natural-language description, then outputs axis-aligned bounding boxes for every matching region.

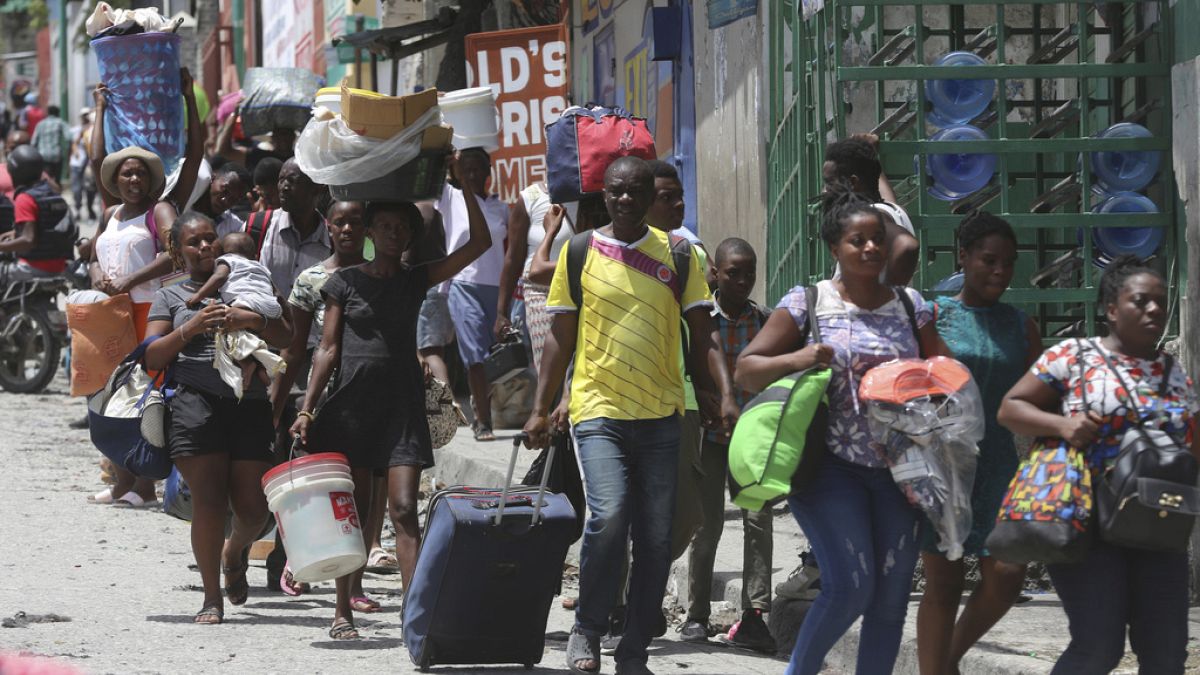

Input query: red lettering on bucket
[330,492,360,530]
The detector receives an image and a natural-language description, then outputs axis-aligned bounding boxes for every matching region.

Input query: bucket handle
[494,432,553,526]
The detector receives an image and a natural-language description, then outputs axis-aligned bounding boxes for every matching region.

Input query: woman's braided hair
[820,181,882,246]
[168,210,214,271]
[956,210,1017,252]
[1098,254,1163,309]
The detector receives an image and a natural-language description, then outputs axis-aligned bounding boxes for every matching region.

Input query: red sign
[465,24,569,202]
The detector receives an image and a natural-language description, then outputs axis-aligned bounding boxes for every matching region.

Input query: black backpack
[1090,340,1200,552]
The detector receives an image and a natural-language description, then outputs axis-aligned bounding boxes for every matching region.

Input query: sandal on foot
[194,605,223,625]
[472,422,496,442]
[280,562,309,597]
[112,492,160,509]
[329,618,360,640]
[223,548,250,606]
[87,488,114,505]
[366,547,399,573]
[566,629,601,674]
[350,595,381,613]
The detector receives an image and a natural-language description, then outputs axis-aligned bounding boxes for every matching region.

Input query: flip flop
[350,595,381,613]
[329,617,360,640]
[280,563,309,597]
[112,492,161,509]
[87,488,114,505]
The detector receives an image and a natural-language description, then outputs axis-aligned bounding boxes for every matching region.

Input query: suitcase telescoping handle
[495,432,555,526]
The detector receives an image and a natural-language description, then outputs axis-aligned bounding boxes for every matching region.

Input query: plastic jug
[925,125,997,201]
[1090,123,1160,193]
[1088,192,1162,260]
[925,52,995,128]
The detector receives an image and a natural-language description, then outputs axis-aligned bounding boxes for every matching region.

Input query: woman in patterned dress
[999,256,1198,673]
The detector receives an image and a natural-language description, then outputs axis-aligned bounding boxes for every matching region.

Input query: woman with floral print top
[999,256,1198,674]
[737,187,945,674]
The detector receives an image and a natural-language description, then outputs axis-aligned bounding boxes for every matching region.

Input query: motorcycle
[0,275,70,393]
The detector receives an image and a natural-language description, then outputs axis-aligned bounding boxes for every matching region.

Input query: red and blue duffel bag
[545,105,657,203]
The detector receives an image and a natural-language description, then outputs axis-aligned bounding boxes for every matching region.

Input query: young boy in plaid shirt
[678,237,777,653]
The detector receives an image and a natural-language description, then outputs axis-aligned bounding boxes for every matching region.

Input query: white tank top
[96,206,160,304]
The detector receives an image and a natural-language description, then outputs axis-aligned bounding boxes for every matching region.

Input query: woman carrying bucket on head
[289,152,492,640]
[142,211,293,625]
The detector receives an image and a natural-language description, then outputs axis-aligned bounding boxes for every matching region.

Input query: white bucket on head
[314,87,341,114]
[441,87,500,151]
[261,453,365,583]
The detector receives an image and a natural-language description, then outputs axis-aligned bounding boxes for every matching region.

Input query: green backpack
[728,285,832,512]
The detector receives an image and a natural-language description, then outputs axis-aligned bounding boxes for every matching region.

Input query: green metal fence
[766,0,1179,341]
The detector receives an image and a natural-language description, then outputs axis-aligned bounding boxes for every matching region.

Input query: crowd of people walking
[0,43,1192,675]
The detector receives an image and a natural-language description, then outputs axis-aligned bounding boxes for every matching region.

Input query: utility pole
[57,0,67,114]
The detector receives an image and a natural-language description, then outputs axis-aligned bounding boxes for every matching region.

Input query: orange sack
[66,294,138,397]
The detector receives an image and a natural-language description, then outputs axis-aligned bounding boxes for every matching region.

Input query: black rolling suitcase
[402,433,577,670]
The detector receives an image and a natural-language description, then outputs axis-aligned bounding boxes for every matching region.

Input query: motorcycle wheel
[0,305,61,394]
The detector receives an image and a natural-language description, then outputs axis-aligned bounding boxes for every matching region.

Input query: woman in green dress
[916,212,1043,674]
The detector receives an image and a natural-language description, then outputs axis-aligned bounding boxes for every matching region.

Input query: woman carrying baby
[143,211,293,625]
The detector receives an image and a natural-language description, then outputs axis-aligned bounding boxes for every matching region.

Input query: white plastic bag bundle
[86,2,177,36]
[859,357,984,560]
[294,105,442,186]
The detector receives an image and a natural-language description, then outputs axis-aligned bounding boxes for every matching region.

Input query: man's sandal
[566,629,601,674]
[194,605,223,625]
[329,617,360,640]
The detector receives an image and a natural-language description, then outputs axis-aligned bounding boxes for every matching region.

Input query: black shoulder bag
[1090,341,1200,552]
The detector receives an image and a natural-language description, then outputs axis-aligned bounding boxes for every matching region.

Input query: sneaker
[720,609,777,654]
[775,551,821,601]
[601,607,625,655]
[600,632,622,655]
[677,618,710,642]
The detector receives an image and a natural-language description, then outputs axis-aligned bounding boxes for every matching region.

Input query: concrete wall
[690,3,768,300]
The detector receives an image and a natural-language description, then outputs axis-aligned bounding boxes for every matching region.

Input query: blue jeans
[574,415,680,666]
[1047,539,1188,674]
[786,455,920,675]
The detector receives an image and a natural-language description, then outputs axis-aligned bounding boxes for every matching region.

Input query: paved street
[0,375,784,674]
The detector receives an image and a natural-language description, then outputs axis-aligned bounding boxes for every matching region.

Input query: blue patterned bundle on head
[93,32,185,176]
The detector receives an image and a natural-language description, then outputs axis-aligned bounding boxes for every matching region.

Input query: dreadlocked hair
[169,211,214,271]
[821,181,882,246]
[1098,254,1163,309]
[957,210,1017,252]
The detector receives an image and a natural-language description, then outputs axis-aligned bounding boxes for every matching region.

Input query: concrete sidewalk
[435,428,1200,674]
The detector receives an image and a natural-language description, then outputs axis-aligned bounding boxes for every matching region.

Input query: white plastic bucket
[440,87,499,151]
[314,87,342,114]
[261,453,366,583]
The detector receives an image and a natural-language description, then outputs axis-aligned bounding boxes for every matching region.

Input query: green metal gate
[766,0,1179,341]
